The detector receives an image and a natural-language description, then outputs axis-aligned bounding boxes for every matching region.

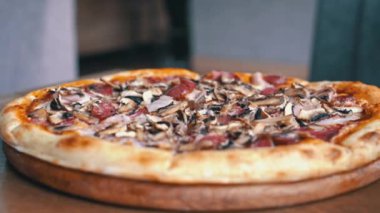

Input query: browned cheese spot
[300,148,315,158]
[57,137,94,150]
[325,148,342,163]
[360,131,380,143]
[276,171,287,178]
[135,153,158,167]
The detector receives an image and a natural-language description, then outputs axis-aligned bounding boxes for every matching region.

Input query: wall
[0,0,77,95]
[190,0,317,78]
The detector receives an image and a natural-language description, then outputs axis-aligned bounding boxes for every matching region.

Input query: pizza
[1,68,380,187]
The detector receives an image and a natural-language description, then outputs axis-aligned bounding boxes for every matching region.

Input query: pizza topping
[166,78,196,100]
[86,83,113,96]
[263,74,287,86]
[252,135,273,147]
[27,71,365,152]
[146,95,173,112]
[28,108,48,124]
[300,125,343,141]
[90,101,116,120]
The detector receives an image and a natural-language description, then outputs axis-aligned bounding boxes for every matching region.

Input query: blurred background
[0,0,379,96]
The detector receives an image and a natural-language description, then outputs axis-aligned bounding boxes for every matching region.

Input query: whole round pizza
[1,68,380,210]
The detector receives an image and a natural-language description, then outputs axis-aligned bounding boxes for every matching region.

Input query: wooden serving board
[4,143,380,211]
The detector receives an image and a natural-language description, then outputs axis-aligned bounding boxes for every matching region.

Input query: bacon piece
[218,115,232,125]
[333,95,355,106]
[130,107,148,118]
[199,134,227,147]
[86,83,113,96]
[272,133,299,146]
[229,105,246,116]
[252,135,274,147]
[300,125,343,141]
[166,78,196,100]
[263,75,286,86]
[260,87,278,95]
[90,101,116,120]
[146,76,163,84]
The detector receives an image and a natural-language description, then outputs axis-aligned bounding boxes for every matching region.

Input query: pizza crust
[1,68,380,184]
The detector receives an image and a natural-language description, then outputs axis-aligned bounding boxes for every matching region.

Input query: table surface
[1,74,380,213]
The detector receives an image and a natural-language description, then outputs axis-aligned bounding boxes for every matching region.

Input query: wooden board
[4,143,380,211]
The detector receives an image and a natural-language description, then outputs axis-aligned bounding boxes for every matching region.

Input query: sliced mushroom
[147,95,174,112]
[159,101,188,116]
[294,106,326,121]
[314,88,335,102]
[284,102,293,116]
[210,121,243,133]
[334,106,362,114]
[142,90,153,105]
[251,72,272,90]
[284,87,309,98]
[115,131,136,138]
[28,108,48,122]
[150,87,163,96]
[253,115,299,131]
[175,122,188,136]
[253,108,270,120]
[121,90,142,97]
[96,123,126,137]
[154,121,170,131]
[48,112,64,125]
[315,114,362,125]
[249,96,285,107]
[234,134,254,147]
[231,84,256,97]
[186,89,205,104]
[147,132,168,141]
[73,111,98,124]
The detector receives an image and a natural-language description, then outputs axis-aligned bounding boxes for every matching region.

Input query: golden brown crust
[5,143,380,211]
[1,68,380,184]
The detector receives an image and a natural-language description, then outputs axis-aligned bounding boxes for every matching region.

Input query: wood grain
[3,143,380,211]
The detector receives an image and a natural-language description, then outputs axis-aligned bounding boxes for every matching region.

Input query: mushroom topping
[251,72,272,90]
[147,95,174,112]
[253,115,299,133]
[96,123,126,137]
[294,106,326,121]
[150,88,163,96]
[159,101,188,116]
[249,96,285,107]
[285,87,309,98]
[334,106,362,114]
[233,134,254,147]
[115,131,136,138]
[284,102,293,116]
[315,88,335,102]
[26,70,366,151]
[315,114,362,126]
[48,112,65,125]
[49,98,64,111]
[118,98,137,113]
[73,111,98,124]
[231,84,256,96]
[142,90,153,105]
[121,90,142,97]
[28,108,48,123]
